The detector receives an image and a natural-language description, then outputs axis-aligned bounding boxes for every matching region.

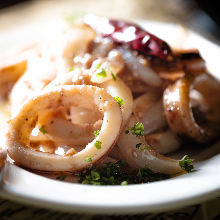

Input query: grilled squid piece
[9,24,96,116]
[163,74,220,143]
[101,78,133,128]
[90,49,124,84]
[117,115,182,174]
[133,93,166,135]
[133,93,180,154]
[0,58,27,99]
[9,54,59,116]
[119,48,162,87]
[46,70,133,128]
[145,130,180,154]
[7,85,122,171]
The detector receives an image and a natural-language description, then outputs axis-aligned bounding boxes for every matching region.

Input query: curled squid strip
[7,85,122,171]
[163,74,220,143]
[117,115,182,174]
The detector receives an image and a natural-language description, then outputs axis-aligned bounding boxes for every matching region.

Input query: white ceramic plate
[0,19,220,214]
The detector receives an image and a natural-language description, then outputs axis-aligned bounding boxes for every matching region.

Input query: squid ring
[46,70,133,128]
[7,85,122,171]
[163,75,220,143]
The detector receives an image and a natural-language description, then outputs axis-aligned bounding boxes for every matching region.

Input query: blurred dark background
[0,0,219,28]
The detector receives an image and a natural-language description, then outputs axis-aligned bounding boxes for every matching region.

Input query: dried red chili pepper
[85,16,173,61]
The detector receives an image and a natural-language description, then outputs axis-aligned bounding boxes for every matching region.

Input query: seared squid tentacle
[117,115,182,174]
[7,85,122,171]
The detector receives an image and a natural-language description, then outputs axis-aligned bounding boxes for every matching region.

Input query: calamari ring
[7,85,122,171]
[46,70,133,128]
[117,115,182,174]
[163,75,220,143]
[101,78,133,128]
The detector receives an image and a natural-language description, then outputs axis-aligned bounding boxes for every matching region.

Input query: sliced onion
[119,48,162,87]
[117,115,182,174]
[7,85,122,171]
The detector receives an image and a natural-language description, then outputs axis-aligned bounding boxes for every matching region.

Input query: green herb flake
[79,160,169,186]
[91,170,100,181]
[85,155,92,162]
[56,175,66,181]
[136,143,142,149]
[130,122,144,137]
[93,130,100,137]
[94,140,102,149]
[136,143,150,151]
[113,96,124,107]
[39,125,47,134]
[96,63,101,69]
[96,68,107,78]
[121,181,128,186]
[68,67,75,72]
[136,168,169,183]
[179,155,194,173]
[111,72,116,81]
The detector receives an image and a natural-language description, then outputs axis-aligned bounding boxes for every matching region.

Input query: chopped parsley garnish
[68,67,75,72]
[111,72,116,81]
[129,122,145,137]
[64,12,85,24]
[136,143,142,149]
[79,160,169,186]
[85,155,92,162]
[56,175,66,181]
[136,168,169,183]
[93,130,100,137]
[39,125,47,134]
[96,63,101,69]
[91,170,100,181]
[136,143,149,151]
[121,181,128,186]
[113,96,124,107]
[179,155,194,173]
[94,140,102,149]
[96,68,107,78]
[79,160,128,185]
